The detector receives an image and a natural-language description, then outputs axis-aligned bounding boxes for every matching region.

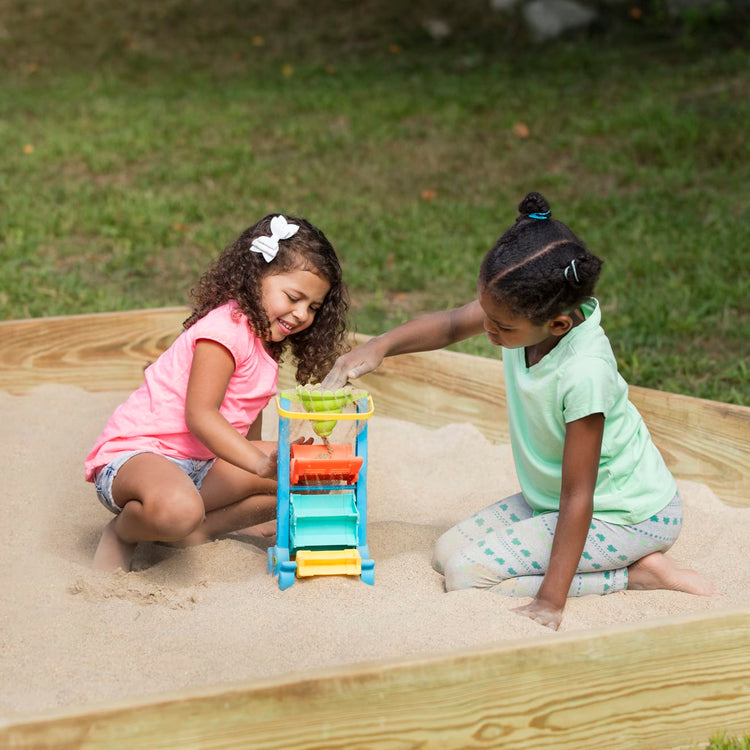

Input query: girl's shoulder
[191,301,247,329]
[187,302,266,362]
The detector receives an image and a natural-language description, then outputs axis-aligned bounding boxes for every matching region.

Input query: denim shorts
[94,451,216,515]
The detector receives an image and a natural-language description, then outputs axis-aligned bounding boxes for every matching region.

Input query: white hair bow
[250,215,300,262]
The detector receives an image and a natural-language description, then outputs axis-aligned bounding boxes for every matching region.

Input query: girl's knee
[442,547,512,591]
[431,535,449,574]
[148,491,205,540]
[443,555,484,591]
[432,528,464,574]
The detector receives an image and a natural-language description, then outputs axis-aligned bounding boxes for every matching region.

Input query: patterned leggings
[432,492,682,597]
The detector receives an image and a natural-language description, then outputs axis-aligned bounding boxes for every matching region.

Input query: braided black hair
[478,192,603,325]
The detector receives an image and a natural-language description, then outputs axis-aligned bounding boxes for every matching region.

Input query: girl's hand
[320,301,486,390]
[256,437,313,479]
[513,598,564,631]
[320,341,386,389]
[254,449,278,479]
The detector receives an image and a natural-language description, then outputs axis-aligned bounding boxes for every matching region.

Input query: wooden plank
[2,608,750,749]
[350,343,750,509]
[348,342,509,443]
[628,385,750,510]
[0,307,188,394]
[1,307,748,507]
[0,309,504,436]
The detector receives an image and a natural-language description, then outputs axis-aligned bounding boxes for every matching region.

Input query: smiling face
[261,269,331,342]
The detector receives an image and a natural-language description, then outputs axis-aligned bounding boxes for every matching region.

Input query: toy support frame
[268,393,375,590]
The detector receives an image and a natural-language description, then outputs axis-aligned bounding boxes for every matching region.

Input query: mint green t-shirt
[502,298,676,525]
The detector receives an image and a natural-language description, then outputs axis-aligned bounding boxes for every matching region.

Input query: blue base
[278,561,297,591]
[360,558,375,586]
[269,544,375,589]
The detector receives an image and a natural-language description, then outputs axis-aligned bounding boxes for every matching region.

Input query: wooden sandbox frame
[1,307,749,749]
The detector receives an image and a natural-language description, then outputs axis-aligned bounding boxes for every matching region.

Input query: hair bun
[518,192,551,217]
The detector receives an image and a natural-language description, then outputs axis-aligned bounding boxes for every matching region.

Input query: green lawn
[706,733,750,750]
[1,0,748,405]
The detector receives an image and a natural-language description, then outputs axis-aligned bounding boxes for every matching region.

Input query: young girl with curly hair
[86,214,349,572]
[323,193,715,630]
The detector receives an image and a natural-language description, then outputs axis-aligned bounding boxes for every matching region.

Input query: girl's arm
[246,412,263,441]
[322,300,485,388]
[513,412,605,630]
[185,340,276,478]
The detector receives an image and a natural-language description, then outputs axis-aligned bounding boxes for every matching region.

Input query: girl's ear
[548,314,574,337]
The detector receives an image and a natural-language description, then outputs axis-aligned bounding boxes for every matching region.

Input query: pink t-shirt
[85,302,279,481]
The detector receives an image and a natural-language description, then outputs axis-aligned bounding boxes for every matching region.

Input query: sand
[2,383,748,721]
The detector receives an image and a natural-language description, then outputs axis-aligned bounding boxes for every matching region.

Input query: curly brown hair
[184,214,350,384]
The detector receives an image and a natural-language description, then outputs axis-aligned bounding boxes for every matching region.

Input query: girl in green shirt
[323,192,715,630]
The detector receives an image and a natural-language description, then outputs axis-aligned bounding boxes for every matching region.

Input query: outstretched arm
[513,412,604,630]
[321,300,485,388]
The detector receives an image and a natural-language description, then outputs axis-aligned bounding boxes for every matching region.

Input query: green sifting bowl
[296,386,354,438]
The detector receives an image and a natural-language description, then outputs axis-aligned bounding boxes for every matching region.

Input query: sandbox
[1,307,749,749]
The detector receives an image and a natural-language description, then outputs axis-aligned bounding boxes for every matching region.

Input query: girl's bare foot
[628,552,718,596]
[93,518,136,572]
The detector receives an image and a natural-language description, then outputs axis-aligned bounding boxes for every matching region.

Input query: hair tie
[250,215,300,262]
[564,259,580,285]
[528,210,550,220]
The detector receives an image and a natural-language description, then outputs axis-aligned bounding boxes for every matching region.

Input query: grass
[705,734,750,750]
[0,0,748,406]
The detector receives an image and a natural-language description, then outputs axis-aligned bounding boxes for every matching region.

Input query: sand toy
[268,387,375,590]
